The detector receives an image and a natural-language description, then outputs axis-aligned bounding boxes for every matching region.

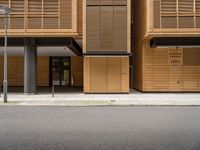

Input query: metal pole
[52,83,54,97]
[3,14,8,103]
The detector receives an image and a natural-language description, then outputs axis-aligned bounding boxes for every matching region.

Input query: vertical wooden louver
[100,6,114,50]
[153,0,200,29]
[0,0,9,29]
[154,0,160,28]
[85,0,128,53]
[10,0,25,29]
[60,0,72,29]
[161,0,177,28]
[28,0,42,29]
[0,0,78,35]
[43,0,59,29]
[178,0,193,13]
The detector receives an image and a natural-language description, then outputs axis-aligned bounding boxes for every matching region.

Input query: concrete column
[24,38,37,94]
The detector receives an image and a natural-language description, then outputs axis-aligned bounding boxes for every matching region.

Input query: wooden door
[89,58,107,92]
[168,48,183,91]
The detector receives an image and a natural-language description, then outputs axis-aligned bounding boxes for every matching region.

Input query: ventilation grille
[168,48,183,66]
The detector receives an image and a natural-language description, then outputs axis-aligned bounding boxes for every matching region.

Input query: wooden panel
[71,56,83,86]
[100,0,113,5]
[114,0,127,5]
[114,6,127,51]
[179,16,194,28]
[84,0,129,53]
[83,57,90,92]
[182,66,199,91]
[89,57,107,92]
[77,0,83,35]
[28,17,42,29]
[100,6,114,50]
[87,0,99,5]
[178,0,193,13]
[0,0,78,36]
[121,57,129,92]
[196,17,200,28]
[107,58,122,92]
[60,0,72,29]
[86,6,100,51]
[37,57,49,86]
[154,0,160,28]
[84,56,129,93]
[137,41,200,92]
[43,17,58,29]
[169,66,181,91]
[161,16,177,28]
[161,0,176,13]
[183,48,200,66]
[0,56,23,86]
[196,0,200,12]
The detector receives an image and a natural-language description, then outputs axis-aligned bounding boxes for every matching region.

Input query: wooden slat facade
[134,0,200,92]
[83,0,131,53]
[0,0,82,37]
[84,56,129,93]
[0,56,83,87]
[83,0,130,93]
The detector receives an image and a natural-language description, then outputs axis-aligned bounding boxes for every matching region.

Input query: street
[0,106,200,150]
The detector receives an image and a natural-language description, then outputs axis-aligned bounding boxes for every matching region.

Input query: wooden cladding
[153,0,200,28]
[84,0,130,53]
[0,56,49,86]
[0,0,78,35]
[84,56,129,93]
[141,42,200,92]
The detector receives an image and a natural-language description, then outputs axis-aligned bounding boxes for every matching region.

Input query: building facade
[0,0,130,94]
[134,0,200,92]
[0,0,200,94]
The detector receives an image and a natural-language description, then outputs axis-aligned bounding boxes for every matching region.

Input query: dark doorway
[49,57,71,87]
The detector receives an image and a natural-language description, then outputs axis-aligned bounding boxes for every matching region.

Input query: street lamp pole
[0,6,11,103]
[3,10,8,103]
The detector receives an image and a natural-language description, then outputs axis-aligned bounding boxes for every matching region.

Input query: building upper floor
[135,0,200,40]
[0,0,83,37]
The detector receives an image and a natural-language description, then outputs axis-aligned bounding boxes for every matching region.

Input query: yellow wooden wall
[140,41,200,92]
[84,56,129,93]
[37,57,49,86]
[71,56,83,86]
[0,56,49,86]
[134,0,200,92]
[83,0,131,53]
[0,56,83,87]
[0,0,81,37]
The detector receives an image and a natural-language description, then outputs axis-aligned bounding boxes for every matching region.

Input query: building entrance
[50,57,71,87]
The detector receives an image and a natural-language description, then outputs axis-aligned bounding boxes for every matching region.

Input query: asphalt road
[0,106,200,150]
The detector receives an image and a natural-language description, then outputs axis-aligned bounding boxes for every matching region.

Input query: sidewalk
[0,90,200,106]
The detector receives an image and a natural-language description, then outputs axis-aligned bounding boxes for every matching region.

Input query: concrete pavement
[0,89,200,106]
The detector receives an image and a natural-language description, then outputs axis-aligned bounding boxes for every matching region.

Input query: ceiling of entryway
[0,46,76,56]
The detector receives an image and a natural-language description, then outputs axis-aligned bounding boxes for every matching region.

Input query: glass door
[50,57,71,87]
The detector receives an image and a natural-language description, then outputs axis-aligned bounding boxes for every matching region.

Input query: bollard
[52,83,54,97]
[0,85,1,97]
